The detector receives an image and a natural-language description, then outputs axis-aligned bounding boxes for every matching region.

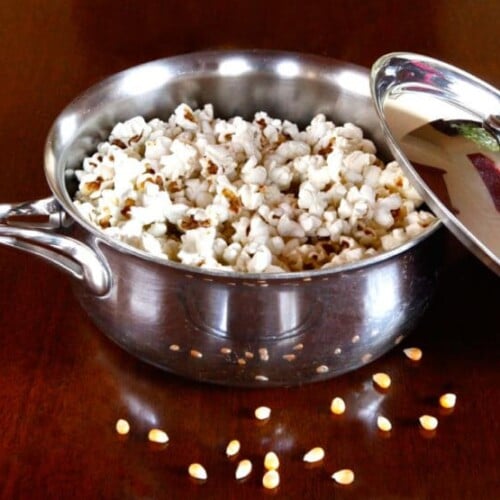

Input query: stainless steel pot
[0,51,442,386]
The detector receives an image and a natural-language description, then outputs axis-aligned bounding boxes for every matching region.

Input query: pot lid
[371,52,500,275]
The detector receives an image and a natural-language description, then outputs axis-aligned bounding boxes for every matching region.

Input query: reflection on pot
[183,279,320,340]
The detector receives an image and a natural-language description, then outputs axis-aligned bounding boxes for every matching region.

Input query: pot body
[71,224,441,386]
[0,50,443,386]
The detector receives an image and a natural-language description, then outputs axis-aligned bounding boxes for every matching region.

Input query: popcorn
[247,244,273,273]
[248,215,272,244]
[173,103,199,130]
[145,136,172,162]
[275,140,310,160]
[178,227,217,267]
[298,181,328,216]
[73,104,436,272]
[239,184,265,211]
[222,242,242,265]
[337,198,353,220]
[277,215,306,239]
[241,156,267,185]
[268,164,293,191]
[298,212,322,236]
[109,116,152,149]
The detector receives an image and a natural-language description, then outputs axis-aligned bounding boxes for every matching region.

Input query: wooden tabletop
[0,1,498,498]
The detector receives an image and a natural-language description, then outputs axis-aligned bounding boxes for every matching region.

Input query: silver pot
[0,51,442,386]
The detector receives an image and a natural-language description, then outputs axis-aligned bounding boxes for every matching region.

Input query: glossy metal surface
[71,224,441,386]
[371,52,500,275]
[0,51,442,385]
[0,199,110,296]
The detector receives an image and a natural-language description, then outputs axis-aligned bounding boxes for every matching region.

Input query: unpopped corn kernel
[330,397,346,415]
[254,406,271,420]
[264,451,280,470]
[419,415,438,431]
[235,459,252,480]
[303,447,325,463]
[226,439,241,457]
[115,418,130,435]
[262,469,280,489]
[439,393,457,409]
[403,347,423,361]
[148,428,169,444]
[188,463,207,480]
[332,469,355,485]
[377,416,392,432]
[372,372,391,389]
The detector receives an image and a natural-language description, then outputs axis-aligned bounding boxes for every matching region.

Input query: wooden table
[1,1,498,498]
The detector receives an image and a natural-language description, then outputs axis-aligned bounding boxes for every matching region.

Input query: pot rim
[44,49,442,281]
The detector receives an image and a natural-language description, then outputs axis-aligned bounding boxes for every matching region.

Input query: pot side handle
[0,197,111,296]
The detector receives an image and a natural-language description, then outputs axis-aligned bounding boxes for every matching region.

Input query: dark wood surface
[0,1,498,498]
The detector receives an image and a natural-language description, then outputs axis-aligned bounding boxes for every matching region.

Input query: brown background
[0,1,498,498]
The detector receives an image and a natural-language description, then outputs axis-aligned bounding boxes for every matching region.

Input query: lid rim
[371,52,500,276]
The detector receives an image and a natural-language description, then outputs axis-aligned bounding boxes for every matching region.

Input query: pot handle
[0,197,111,296]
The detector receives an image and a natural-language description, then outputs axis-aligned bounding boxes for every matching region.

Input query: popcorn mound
[73,104,435,272]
